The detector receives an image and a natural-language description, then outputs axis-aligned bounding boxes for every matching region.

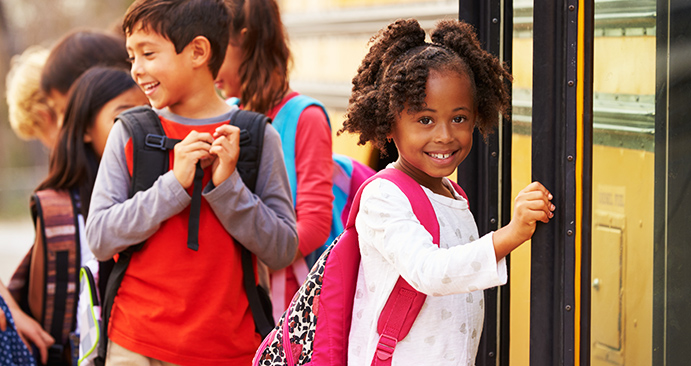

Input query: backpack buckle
[375,334,398,361]
[145,134,167,150]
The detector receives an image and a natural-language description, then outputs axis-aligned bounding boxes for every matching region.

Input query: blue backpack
[228,95,375,267]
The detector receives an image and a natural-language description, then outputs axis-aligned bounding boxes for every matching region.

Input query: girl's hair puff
[341,18,512,153]
[430,19,511,136]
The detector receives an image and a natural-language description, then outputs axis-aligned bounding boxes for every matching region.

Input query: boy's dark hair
[123,0,230,79]
[41,29,129,95]
[340,18,512,153]
[225,0,291,114]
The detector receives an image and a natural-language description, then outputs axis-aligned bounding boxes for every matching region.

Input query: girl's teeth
[430,153,451,159]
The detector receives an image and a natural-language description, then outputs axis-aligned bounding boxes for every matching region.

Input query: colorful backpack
[8,189,81,365]
[252,168,467,366]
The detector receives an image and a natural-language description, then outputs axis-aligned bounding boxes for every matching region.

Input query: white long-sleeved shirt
[348,173,507,366]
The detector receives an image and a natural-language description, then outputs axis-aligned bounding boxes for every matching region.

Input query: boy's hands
[210,125,241,186]
[172,127,241,189]
[173,131,214,189]
[492,181,554,260]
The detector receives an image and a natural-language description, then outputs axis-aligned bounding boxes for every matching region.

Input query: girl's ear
[188,35,212,69]
[83,130,93,143]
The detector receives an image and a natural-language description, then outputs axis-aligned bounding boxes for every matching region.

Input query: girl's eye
[418,116,433,125]
[126,56,135,64]
[143,52,154,57]
[452,116,466,124]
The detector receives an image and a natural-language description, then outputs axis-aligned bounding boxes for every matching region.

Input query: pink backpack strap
[448,179,469,204]
[351,169,441,366]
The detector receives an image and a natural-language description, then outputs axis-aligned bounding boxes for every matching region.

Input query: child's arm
[357,178,506,296]
[0,282,54,364]
[86,122,193,260]
[492,181,554,261]
[204,124,298,270]
[292,106,334,261]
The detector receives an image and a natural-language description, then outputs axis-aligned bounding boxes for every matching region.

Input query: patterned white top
[348,175,507,366]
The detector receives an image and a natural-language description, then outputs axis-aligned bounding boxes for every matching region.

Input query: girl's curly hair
[340,18,512,153]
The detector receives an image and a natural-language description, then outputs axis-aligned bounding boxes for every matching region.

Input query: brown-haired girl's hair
[41,29,129,95]
[340,18,512,153]
[37,67,138,217]
[225,0,291,114]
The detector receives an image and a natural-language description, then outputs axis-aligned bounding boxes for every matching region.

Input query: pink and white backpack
[252,168,467,366]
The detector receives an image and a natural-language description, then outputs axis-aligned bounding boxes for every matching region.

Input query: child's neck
[168,81,231,119]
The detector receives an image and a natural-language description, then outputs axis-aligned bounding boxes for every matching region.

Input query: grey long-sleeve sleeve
[86,121,298,270]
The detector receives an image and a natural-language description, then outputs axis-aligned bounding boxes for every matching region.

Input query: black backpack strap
[96,106,165,366]
[229,109,274,337]
[117,106,175,197]
[229,109,266,191]
[31,189,81,364]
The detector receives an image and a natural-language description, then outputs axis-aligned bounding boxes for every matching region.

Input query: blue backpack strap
[272,94,330,203]
[226,97,240,106]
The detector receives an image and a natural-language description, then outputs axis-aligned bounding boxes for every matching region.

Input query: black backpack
[95,106,274,365]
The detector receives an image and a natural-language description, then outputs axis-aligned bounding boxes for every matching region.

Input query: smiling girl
[339,19,555,365]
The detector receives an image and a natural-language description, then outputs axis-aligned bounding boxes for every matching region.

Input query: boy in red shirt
[85,0,298,364]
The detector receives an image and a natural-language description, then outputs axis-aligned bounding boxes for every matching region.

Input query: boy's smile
[391,70,476,193]
[126,26,195,114]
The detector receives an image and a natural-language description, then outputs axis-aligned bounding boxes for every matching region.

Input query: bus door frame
[457,1,513,365]
[531,0,593,366]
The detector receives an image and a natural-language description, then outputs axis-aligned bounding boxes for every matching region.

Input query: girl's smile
[391,69,476,196]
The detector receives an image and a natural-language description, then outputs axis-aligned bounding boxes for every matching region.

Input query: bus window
[509,0,533,365]
[591,1,655,365]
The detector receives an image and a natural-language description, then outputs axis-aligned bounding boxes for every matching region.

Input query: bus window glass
[509,1,533,365]
[590,1,656,365]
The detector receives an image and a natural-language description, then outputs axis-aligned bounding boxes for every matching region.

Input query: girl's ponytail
[226,0,291,114]
[344,19,426,151]
[431,20,512,136]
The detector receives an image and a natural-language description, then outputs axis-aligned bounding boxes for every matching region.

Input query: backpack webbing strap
[187,162,204,251]
[32,189,81,362]
[241,248,274,337]
[223,109,275,337]
[96,244,136,366]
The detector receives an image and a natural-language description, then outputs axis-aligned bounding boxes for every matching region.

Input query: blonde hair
[6,46,57,142]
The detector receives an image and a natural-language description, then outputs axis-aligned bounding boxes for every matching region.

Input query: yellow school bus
[282,0,686,365]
